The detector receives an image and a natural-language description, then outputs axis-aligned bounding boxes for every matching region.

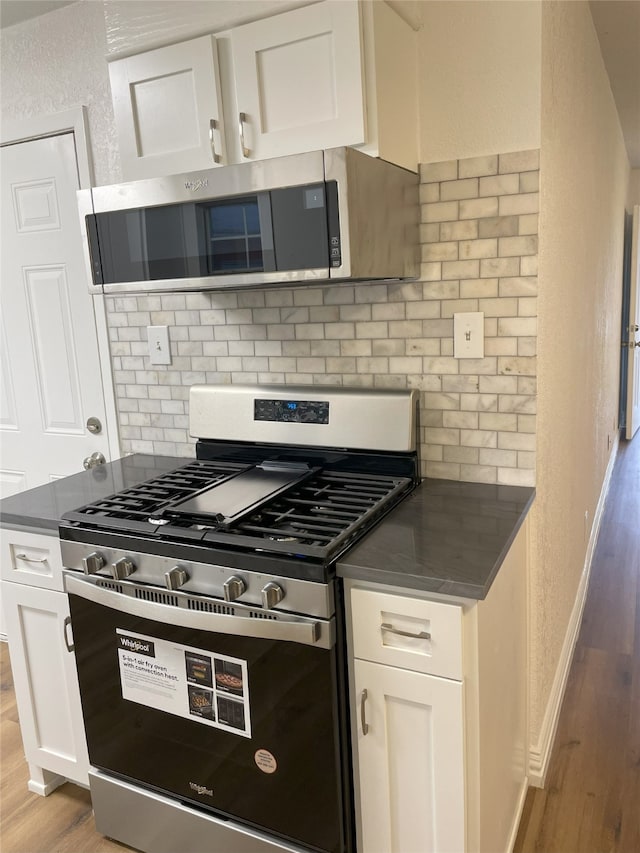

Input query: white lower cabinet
[354,659,464,853]
[347,520,529,853]
[1,529,89,794]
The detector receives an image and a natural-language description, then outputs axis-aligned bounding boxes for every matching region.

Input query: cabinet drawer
[0,530,63,591]
[351,587,462,680]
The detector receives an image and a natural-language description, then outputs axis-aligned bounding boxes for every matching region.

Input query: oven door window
[69,593,347,853]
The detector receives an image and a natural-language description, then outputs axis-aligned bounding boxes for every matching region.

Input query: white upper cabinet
[109,35,227,180]
[230,2,365,162]
[108,1,418,182]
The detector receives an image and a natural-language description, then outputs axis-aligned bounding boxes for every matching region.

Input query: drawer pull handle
[63,616,75,653]
[16,553,48,563]
[360,689,369,736]
[381,622,431,641]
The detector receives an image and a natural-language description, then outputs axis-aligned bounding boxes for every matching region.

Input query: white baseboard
[27,773,66,797]
[528,433,620,786]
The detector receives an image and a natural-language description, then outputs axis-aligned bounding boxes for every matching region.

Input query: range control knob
[111,557,136,581]
[223,576,246,602]
[165,566,188,591]
[82,551,105,575]
[261,582,284,610]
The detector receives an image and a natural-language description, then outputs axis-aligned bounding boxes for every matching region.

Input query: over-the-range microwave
[78,147,419,294]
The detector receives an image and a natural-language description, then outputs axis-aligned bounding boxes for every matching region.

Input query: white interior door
[0,132,112,497]
[626,205,640,440]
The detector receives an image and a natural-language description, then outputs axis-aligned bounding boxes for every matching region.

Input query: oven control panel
[60,541,334,619]
[254,398,329,425]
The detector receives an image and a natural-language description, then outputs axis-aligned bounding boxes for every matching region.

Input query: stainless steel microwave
[77,147,418,294]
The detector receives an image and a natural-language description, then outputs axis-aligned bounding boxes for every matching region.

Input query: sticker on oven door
[116,629,251,737]
[255,749,278,774]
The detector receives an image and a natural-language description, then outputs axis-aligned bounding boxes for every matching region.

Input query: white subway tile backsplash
[479,173,519,197]
[440,177,479,201]
[499,192,539,216]
[458,155,498,178]
[499,149,539,173]
[420,160,458,182]
[440,219,479,241]
[423,200,459,223]
[459,197,499,220]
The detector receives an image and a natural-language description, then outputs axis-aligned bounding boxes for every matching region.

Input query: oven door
[65,574,350,853]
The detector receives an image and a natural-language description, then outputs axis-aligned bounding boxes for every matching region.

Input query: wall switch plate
[147,325,171,365]
[454,312,484,359]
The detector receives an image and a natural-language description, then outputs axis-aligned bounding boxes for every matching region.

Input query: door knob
[83,451,106,469]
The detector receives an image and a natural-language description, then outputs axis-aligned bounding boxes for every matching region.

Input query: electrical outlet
[454,312,484,359]
[147,325,171,365]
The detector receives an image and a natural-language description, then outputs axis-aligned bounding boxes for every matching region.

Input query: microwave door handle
[64,574,332,649]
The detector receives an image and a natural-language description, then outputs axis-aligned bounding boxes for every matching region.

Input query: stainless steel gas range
[60,385,419,853]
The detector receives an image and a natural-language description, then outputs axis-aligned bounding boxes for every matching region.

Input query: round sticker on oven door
[255,749,277,774]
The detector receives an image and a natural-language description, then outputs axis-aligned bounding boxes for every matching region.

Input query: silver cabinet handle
[63,616,74,652]
[381,622,431,641]
[360,689,369,735]
[239,112,250,158]
[16,553,48,563]
[209,118,221,164]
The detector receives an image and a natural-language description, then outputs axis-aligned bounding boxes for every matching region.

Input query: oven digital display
[254,399,329,424]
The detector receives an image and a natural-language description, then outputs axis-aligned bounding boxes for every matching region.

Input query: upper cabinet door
[230,2,366,161]
[109,35,226,181]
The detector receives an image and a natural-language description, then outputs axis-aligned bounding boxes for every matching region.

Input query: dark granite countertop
[0,455,533,600]
[0,454,184,532]
[336,478,535,599]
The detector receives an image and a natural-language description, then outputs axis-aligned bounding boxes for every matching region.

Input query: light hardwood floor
[514,432,640,853]
[1,434,638,852]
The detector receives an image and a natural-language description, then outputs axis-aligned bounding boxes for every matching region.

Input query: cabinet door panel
[109,35,226,180]
[3,581,89,787]
[231,1,365,160]
[354,659,464,853]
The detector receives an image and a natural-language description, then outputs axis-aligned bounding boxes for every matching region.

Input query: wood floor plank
[514,433,640,853]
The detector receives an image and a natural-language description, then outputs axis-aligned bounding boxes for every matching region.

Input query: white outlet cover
[454,312,484,359]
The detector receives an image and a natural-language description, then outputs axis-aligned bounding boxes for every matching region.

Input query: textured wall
[529,0,629,745]
[418,0,541,163]
[0,1,119,187]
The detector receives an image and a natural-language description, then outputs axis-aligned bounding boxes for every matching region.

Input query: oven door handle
[64,574,333,649]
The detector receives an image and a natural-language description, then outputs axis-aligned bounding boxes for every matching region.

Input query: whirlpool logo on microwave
[184,178,209,192]
[117,634,155,657]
